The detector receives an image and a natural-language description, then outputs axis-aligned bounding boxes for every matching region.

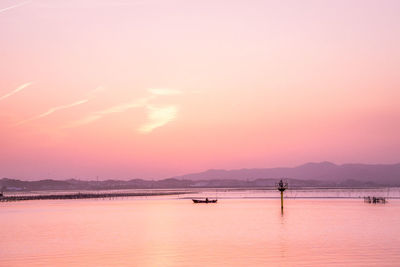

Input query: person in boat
[206,198,209,203]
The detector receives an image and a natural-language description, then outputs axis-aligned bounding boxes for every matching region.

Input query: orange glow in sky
[1,0,399,179]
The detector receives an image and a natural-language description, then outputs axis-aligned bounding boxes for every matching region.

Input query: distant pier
[0,191,188,202]
[364,196,387,204]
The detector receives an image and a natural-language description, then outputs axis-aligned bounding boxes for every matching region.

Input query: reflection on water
[1,193,400,266]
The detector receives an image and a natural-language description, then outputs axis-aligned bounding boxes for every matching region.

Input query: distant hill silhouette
[1,162,399,191]
[172,162,400,185]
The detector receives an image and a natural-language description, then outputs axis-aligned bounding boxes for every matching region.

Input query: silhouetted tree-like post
[276,179,288,212]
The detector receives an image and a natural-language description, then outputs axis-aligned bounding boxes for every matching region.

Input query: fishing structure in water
[364,196,387,204]
[276,179,288,211]
[0,191,189,202]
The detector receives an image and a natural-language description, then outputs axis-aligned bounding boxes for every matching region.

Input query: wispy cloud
[66,88,181,132]
[87,86,106,97]
[148,88,182,96]
[0,1,31,14]
[35,0,146,8]
[65,96,153,128]
[0,82,32,102]
[13,85,105,126]
[15,99,89,126]
[138,105,178,133]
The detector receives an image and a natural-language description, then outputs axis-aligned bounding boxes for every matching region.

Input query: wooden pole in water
[276,179,288,212]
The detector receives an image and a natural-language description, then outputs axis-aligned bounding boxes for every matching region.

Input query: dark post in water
[276,179,288,212]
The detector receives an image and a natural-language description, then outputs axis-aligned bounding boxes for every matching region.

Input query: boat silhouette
[192,198,217,203]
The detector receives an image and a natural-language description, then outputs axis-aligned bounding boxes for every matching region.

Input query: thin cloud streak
[65,96,154,128]
[0,1,31,14]
[87,86,106,97]
[66,88,182,130]
[148,88,182,95]
[35,1,146,9]
[15,99,89,126]
[138,105,178,133]
[0,82,32,102]
[14,85,104,126]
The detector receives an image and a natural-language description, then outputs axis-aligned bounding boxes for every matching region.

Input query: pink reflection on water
[1,198,400,266]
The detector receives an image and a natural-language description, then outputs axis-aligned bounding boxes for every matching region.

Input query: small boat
[192,198,217,203]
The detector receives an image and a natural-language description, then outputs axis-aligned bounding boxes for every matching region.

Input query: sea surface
[1,189,400,266]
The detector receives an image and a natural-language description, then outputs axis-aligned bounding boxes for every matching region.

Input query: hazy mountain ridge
[173,162,400,185]
[0,177,382,191]
[1,162,399,191]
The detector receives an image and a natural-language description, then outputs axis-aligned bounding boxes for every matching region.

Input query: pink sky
[1,0,399,180]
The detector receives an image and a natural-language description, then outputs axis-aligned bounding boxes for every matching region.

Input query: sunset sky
[1,0,399,180]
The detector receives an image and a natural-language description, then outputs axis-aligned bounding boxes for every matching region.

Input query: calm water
[8,187,400,199]
[1,192,400,266]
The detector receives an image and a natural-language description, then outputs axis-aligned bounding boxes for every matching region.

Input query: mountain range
[1,162,400,191]
[173,162,400,185]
